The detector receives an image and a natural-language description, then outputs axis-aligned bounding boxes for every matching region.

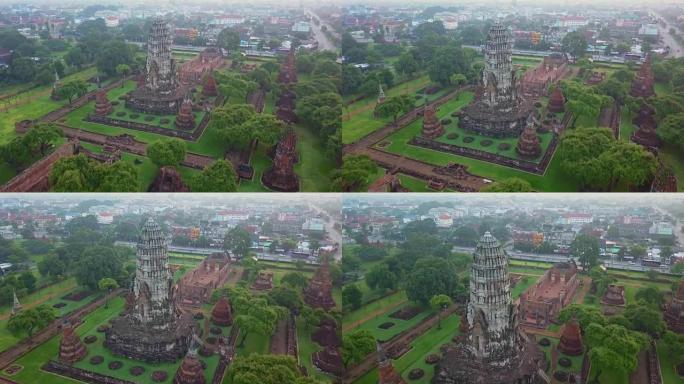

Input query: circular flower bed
[134,159,143,165]
[480,139,493,147]
[441,119,452,125]
[144,115,154,122]
[534,102,543,109]
[539,338,550,347]
[130,366,145,376]
[408,368,424,380]
[451,112,459,117]
[96,325,110,333]
[498,143,511,151]
[118,96,126,100]
[199,346,213,357]
[116,112,126,117]
[378,322,394,330]
[205,337,217,345]
[553,371,568,382]
[151,371,168,382]
[558,357,572,368]
[210,326,222,335]
[463,136,474,144]
[89,356,104,365]
[53,302,66,308]
[108,361,123,370]
[160,118,170,125]
[447,133,459,140]
[130,113,140,119]
[111,101,119,106]
[425,354,440,364]
[84,335,97,344]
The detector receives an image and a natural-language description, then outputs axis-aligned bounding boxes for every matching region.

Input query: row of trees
[0,123,63,173]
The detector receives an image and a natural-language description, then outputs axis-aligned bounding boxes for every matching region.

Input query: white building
[292,21,311,33]
[215,210,250,222]
[97,212,114,225]
[435,214,453,228]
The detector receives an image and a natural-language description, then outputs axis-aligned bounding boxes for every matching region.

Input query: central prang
[125,17,188,115]
[458,22,532,138]
[104,218,195,363]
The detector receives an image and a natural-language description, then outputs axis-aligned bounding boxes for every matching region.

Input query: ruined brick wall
[0,140,79,192]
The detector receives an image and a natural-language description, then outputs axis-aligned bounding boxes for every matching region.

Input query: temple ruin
[211,296,233,326]
[176,252,232,308]
[252,271,274,292]
[664,281,684,333]
[630,56,655,99]
[303,256,336,311]
[520,54,568,99]
[422,105,444,139]
[178,47,224,86]
[458,23,531,138]
[631,102,660,148]
[516,118,542,158]
[557,319,583,356]
[601,284,626,307]
[519,261,579,328]
[104,218,194,363]
[94,90,112,117]
[378,342,406,384]
[172,345,206,384]
[126,17,187,115]
[433,232,548,384]
[175,97,196,130]
[262,128,300,192]
[547,87,565,114]
[59,323,87,364]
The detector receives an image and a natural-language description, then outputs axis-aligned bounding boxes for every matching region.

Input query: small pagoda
[378,342,406,384]
[275,91,297,124]
[303,256,336,311]
[516,119,542,158]
[630,56,655,98]
[547,86,565,113]
[175,97,195,130]
[665,280,684,333]
[202,74,218,98]
[94,90,113,117]
[422,105,444,139]
[173,345,206,384]
[377,84,386,104]
[252,271,274,291]
[51,71,62,101]
[59,323,88,364]
[261,129,299,192]
[557,319,583,356]
[149,166,190,192]
[11,290,21,315]
[631,103,660,148]
[312,346,344,376]
[276,48,298,85]
[211,296,233,326]
[601,284,626,306]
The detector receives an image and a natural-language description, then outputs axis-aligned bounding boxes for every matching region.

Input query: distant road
[114,241,321,265]
[307,10,338,52]
[451,245,672,274]
[654,12,684,58]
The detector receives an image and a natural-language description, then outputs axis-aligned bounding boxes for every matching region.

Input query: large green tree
[7,305,56,338]
[224,227,252,258]
[570,234,601,271]
[146,139,186,168]
[341,329,375,368]
[73,246,125,290]
[562,31,588,58]
[192,160,238,192]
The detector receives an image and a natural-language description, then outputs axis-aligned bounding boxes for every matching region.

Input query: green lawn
[296,317,333,382]
[379,91,579,191]
[395,313,461,383]
[658,341,684,384]
[342,75,437,144]
[354,305,431,342]
[294,124,337,192]
[343,291,407,327]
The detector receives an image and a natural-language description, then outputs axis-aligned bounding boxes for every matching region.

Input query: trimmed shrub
[89,356,104,365]
[463,136,474,143]
[498,143,511,151]
[447,133,459,140]
[480,139,493,147]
